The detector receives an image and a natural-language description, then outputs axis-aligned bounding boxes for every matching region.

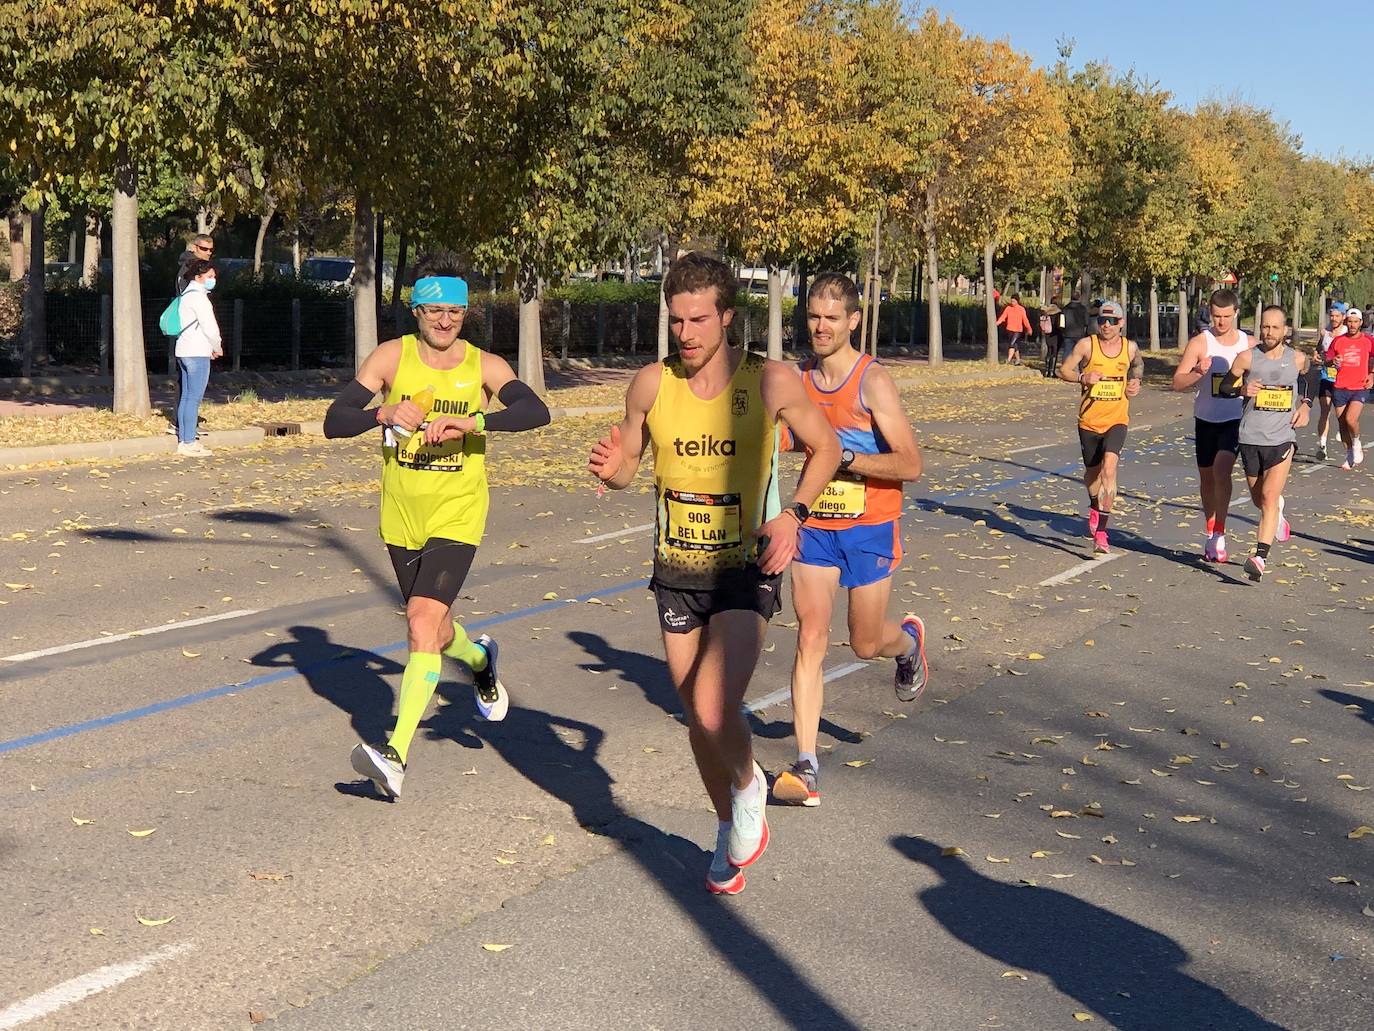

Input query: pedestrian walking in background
[174,258,221,458]
[996,293,1032,365]
[1039,299,1063,377]
[1060,291,1089,354]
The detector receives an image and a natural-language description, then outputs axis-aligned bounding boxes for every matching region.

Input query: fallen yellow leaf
[1348,826,1374,840]
[1027,652,1045,660]
[127,828,156,838]
[1173,815,1204,824]
[1001,970,1027,980]
[181,648,201,658]
[71,815,95,826]
[136,913,176,926]
[1073,1013,1094,1023]
[941,846,966,857]
[481,943,514,952]
[844,759,873,768]
[985,855,1010,864]
[89,927,105,936]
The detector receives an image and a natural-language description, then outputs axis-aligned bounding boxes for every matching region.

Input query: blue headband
[412,276,468,308]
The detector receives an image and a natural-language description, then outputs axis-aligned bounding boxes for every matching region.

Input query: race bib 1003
[811,476,866,520]
[1090,376,1125,401]
[663,489,742,552]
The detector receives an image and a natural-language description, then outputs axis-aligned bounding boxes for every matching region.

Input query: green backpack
[158,291,199,337]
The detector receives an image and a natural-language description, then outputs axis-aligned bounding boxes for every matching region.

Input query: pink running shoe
[1276,517,1291,543]
[1087,508,1100,538]
[1093,530,1110,556]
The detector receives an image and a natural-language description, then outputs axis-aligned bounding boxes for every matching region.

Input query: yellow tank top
[646,351,780,589]
[1078,335,1133,432]
[379,336,488,549]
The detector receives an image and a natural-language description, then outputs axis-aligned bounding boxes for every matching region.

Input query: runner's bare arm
[762,361,841,509]
[588,363,661,490]
[1058,337,1093,383]
[1126,342,1144,397]
[1220,349,1252,397]
[848,364,922,482]
[1171,333,1210,391]
[324,339,408,437]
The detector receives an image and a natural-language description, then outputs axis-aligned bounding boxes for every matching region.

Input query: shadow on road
[252,624,403,744]
[423,702,863,1029]
[891,834,1286,1030]
[1318,688,1374,727]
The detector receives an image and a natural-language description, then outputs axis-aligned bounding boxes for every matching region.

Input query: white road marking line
[576,523,654,545]
[1302,461,1331,476]
[744,661,869,713]
[140,502,254,522]
[1037,552,1122,587]
[1004,426,1152,457]
[0,942,194,1029]
[0,610,259,663]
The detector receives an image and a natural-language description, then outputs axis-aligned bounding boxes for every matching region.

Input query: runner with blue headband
[322,250,551,800]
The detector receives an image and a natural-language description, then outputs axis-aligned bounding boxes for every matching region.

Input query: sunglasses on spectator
[1097,316,1121,325]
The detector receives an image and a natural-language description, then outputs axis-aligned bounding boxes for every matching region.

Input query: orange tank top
[801,353,904,527]
[1077,335,1132,433]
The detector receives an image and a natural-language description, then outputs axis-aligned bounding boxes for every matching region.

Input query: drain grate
[256,422,302,437]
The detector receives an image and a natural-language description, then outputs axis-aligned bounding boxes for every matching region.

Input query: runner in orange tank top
[1058,300,1143,556]
[771,273,928,810]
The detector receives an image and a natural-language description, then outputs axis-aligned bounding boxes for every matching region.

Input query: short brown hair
[663,252,736,314]
[808,272,860,315]
[1210,289,1239,310]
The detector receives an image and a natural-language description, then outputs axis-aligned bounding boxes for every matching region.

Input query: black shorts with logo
[1239,441,1296,477]
[1078,424,1127,468]
[652,565,783,634]
[1195,418,1240,467]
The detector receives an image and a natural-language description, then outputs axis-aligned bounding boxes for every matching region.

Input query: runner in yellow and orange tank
[1059,299,1143,556]
[588,253,840,895]
[770,272,927,810]
[322,251,551,799]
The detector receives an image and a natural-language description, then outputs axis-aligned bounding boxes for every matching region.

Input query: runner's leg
[663,612,766,820]
[845,574,908,660]
[790,562,840,761]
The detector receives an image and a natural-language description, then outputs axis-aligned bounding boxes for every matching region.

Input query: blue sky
[929,1,1357,162]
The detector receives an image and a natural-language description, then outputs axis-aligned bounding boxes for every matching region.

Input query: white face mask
[203,277,217,292]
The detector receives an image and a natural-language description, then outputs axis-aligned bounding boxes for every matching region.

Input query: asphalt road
[1,373,1371,1031]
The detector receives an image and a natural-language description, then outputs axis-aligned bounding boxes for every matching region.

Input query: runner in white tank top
[1171,289,1253,563]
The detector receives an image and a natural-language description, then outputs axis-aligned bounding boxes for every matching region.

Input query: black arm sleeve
[1298,362,1317,403]
[324,379,383,438]
[484,379,551,432]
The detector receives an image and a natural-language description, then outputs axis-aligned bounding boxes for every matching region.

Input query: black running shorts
[1194,418,1240,467]
[387,538,477,605]
[652,566,782,634]
[1078,424,1127,469]
[1239,441,1296,477]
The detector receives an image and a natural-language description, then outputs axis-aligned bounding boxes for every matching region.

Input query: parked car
[301,256,394,293]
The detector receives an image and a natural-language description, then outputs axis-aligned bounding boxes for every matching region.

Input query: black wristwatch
[786,501,810,524]
[839,448,856,471]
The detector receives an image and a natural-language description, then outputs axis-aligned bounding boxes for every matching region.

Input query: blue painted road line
[0,577,652,756]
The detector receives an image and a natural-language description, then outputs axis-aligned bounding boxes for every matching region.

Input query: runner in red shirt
[1326,307,1374,469]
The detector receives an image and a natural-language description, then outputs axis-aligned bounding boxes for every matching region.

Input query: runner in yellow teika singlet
[588,253,840,895]
[323,251,550,799]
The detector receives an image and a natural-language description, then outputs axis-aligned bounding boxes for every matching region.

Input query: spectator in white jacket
[175,259,223,457]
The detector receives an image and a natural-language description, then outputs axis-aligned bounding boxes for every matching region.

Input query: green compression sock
[443,620,488,671]
[387,652,443,764]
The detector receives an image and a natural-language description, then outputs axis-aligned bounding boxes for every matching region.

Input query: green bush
[547,280,662,304]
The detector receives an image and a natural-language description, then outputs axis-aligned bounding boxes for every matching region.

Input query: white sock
[1319,434,1327,446]
[732,770,761,802]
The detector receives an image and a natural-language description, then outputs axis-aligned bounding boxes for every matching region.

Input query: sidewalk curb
[0,407,622,469]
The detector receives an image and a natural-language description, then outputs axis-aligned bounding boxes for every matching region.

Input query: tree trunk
[1040,266,1048,304]
[8,209,23,282]
[1148,276,1160,352]
[1176,281,1188,348]
[389,228,410,327]
[67,223,77,263]
[1079,269,1092,306]
[1119,275,1128,306]
[1318,287,1327,332]
[766,264,783,360]
[112,154,150,416]
[375,211,386,331]
[253,201,275,273]
[983,240,998,364]
[792,257,810,353]
[352,188,378,371]
[195,205,219,235]
[1254,299,1262,334]
[517,270,546,394]
[21,204,46,374]
[868,208,883,356]
[657,277,670,359]
[924,195,942,365]
[291,223,301,273]
[1292,283,1302,342]
[623,247,633,284]
[909,264,918,346]
[858,262,872,356]
[82,210,101,286]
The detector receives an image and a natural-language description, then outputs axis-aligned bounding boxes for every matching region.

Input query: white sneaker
[706,824,745,895]
[176,441,211,457]
[471,635,508,722]
[1355,441,1365,466]
[727,761,769,868]
[350,742,405,798]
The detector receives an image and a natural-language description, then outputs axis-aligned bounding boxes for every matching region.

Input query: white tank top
[1194,330,1250,423]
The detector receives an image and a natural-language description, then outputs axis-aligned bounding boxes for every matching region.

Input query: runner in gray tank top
[1222,305,1312,581]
